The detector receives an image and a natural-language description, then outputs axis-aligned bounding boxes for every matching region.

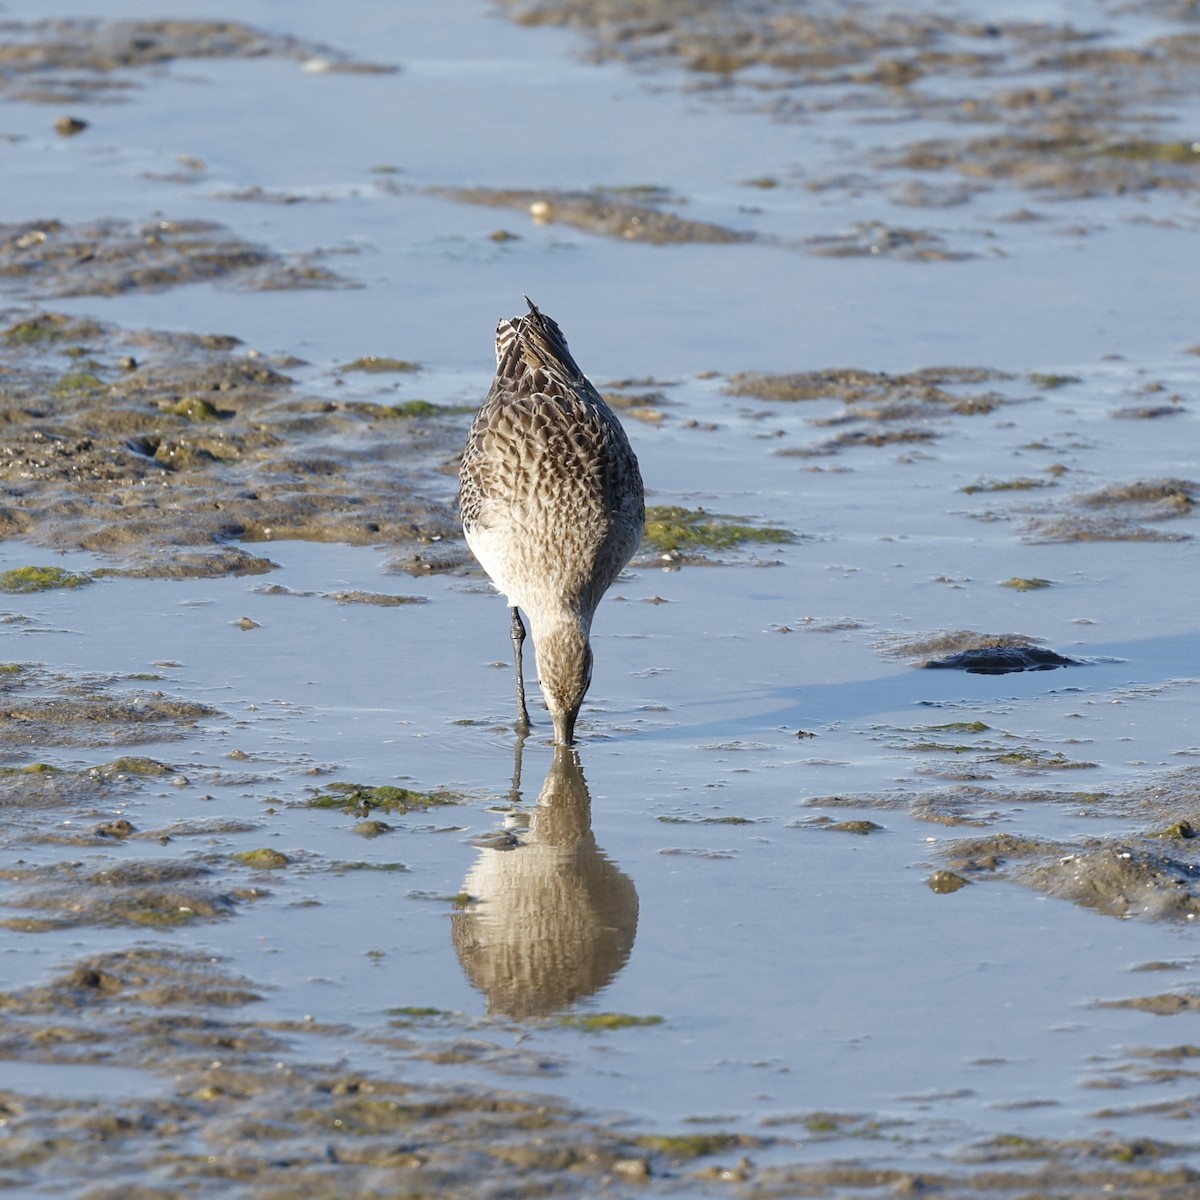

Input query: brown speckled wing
[459,302,644,612]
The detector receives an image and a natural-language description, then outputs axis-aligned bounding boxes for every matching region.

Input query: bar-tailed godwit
[460,299,644,744]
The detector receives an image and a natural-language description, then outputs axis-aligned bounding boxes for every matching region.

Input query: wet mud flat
[2,292,1200,1195]
[0,305,467,579]
[1,339,1198,1196]
[4,949,1200,1198]
[1,1,1200,1197]
[498,0,1200,204]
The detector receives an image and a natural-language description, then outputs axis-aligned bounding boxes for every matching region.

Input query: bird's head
[534,621,593,746]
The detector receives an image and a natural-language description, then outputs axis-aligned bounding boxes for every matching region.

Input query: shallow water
[2,0,1200,1191]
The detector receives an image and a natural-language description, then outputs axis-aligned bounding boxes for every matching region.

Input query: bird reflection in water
[452,745,638,1019]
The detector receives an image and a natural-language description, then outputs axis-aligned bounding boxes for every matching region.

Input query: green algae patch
[556,1012,664,1031]
[380,399,446,418]
[928,869,970,893]
[925,721,990,733]
[961,477,1055,494]
[642,505,794,554]
[827,820,883,835]
[234,848,290,869]
[339,355,420,373]
[355,398,475,420]
[98,756,173,776]
[1151,821,1197,840]
[1029,372,1082,389]
[991,749,1097,770]
[1103,140,1200,164]
[903,739,985,754]
[1103,1138,1168,1163]
[1002,577,1054,590]
[0,566,93,593]
[351,819,394,838]
[0,762,61,775]
[50,369,104,396]
[161,395,226,421]
[3,313,100,345]
[635,1132,749,1158]
[306,782,457,814]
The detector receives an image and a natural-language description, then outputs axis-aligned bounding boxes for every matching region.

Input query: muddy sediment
[0,663,218,756]
[881,629,1081,673]
[0,946,1197,1198]
[1026,478,1198,543]
[433,186,753,245]
[0,17,393,104]
[496,0,1200,211]
[0,219,346,297]
[0,4,1198,1193]
[942,828,1200,921]
[0,310,465,577]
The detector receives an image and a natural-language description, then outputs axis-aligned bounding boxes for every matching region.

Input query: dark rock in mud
[885,630,1080,673]
[925,644,1080,674]
[433,185,753,244]
[0,311,463,575]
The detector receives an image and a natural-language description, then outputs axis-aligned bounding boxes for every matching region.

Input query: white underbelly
[464,523,521,608]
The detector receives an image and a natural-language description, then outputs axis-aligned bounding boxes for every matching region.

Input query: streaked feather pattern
[459,299,644,743]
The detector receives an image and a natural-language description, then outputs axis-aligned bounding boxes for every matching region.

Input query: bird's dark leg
[510,606,532,734]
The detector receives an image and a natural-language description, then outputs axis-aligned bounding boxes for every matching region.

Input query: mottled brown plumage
[460,300,644,744]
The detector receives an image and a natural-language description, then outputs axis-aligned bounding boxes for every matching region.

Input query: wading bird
[459,300,644,744]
